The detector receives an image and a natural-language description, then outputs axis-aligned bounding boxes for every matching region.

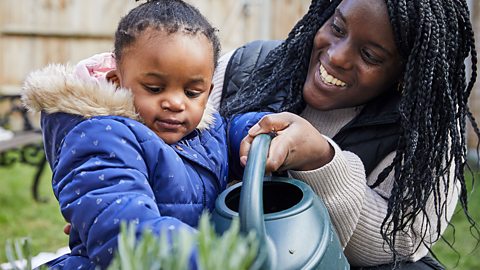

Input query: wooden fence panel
[0,0,139,93]
[0,0,309,94]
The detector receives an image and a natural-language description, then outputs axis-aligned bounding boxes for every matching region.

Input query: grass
[0,163,67,264]
[432,170,480,269]
[1,163,479,268]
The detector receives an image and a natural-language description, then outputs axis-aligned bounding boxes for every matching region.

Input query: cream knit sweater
[210,51,458,266]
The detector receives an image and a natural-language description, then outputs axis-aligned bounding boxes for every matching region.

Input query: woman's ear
[106,70,120,87]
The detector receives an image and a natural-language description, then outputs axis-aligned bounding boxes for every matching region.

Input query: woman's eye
[331,23,344,36]
[361,49,382,65]
[185,89,202,98]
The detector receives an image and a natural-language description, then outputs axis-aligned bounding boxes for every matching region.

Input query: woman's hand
[239,112,334,173]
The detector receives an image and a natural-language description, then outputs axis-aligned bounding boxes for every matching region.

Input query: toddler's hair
[114,0,221,67]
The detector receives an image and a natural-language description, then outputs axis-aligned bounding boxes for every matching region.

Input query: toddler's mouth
[156,119,184,130]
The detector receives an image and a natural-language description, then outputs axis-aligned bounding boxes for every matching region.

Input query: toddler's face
[115,28,214,144]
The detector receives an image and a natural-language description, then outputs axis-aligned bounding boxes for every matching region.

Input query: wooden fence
[0,0,309,94]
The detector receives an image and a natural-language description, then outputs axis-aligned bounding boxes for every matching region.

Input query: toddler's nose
[160,94,185,112]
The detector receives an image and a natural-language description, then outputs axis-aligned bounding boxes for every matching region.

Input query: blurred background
[0,0,310,95]
[0,0,479,269]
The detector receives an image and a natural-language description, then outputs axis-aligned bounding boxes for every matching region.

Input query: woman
[211,0,479,268]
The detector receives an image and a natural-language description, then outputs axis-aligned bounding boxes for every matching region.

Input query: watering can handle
[239,134,273,269]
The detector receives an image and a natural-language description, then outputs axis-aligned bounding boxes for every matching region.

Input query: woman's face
[303,0,403,111]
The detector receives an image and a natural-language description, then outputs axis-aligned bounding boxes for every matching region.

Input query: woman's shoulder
[227,40,283,73]
[217,40,283,110]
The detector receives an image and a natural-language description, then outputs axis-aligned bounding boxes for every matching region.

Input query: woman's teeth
[320,65,346,87]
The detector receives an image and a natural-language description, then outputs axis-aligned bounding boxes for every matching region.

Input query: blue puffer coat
[22,64,266,269]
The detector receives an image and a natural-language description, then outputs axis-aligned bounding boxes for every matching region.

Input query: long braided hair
[221,0,480,259]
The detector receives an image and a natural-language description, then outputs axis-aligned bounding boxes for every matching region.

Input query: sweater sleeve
[53,118,195,268]
[289,139,459,266]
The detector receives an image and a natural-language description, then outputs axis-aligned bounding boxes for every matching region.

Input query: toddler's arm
[53,117,194,268]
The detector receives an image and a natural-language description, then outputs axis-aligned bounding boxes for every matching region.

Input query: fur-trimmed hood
[21,63,215,130]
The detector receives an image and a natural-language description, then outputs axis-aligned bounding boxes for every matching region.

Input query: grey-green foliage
[107,213,258,270]
[4,238,47,270]
[5,238,31,270]
[196,213,258,270]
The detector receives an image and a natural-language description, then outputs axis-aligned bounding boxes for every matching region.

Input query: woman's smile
[319,64,347,87]
[312,60,348,98]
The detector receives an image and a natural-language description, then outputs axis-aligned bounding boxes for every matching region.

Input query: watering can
[211,134,350,270]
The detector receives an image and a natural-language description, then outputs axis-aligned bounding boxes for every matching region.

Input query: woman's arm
[239,112,458,266]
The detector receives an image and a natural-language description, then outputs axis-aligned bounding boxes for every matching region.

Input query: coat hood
[21,63,215,130]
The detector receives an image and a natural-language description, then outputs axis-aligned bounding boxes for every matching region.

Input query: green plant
[107,213,258,270]
[196,213,258,270]
[107,223,193,270]
[4,213,257,270]
[4,237,47,270]
[5,238,32,270]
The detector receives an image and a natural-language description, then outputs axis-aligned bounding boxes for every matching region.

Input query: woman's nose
[160,93,185,112]
[328,41,354,70]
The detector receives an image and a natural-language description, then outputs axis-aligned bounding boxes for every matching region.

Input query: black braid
[222,0,480,261]
[379,0,480,261]
[115,0,221,67]
[220,0,342,117]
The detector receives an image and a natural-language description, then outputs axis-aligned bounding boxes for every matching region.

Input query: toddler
[22,0,266,268]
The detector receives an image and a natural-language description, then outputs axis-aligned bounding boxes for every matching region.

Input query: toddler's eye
[144,85,163,93]
[185,89,202,98]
